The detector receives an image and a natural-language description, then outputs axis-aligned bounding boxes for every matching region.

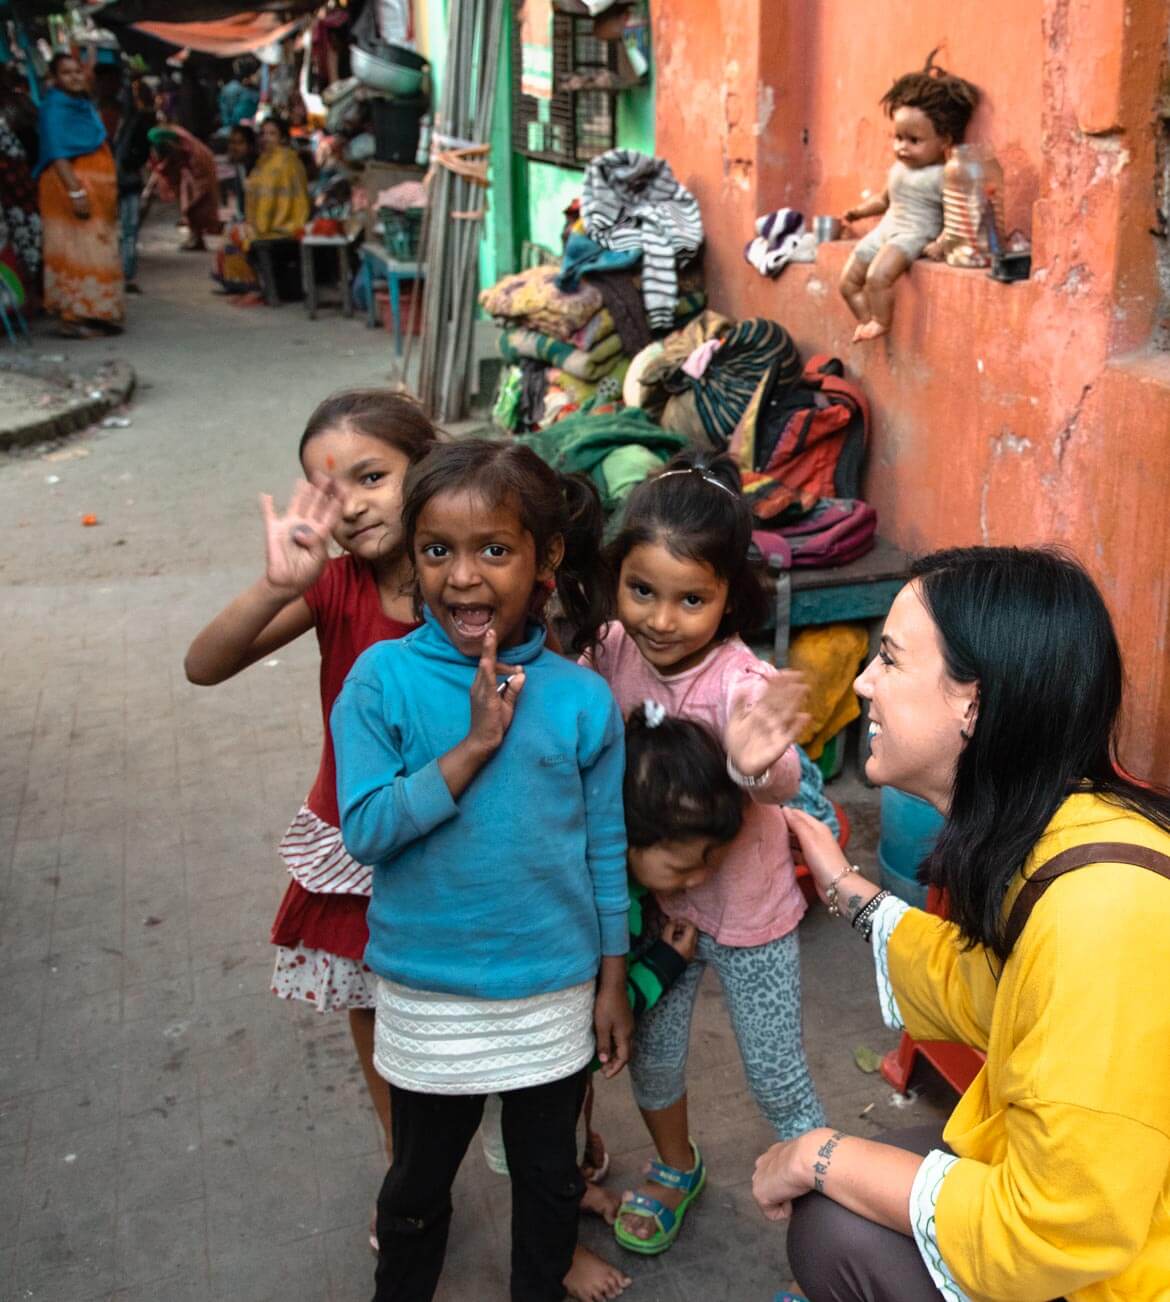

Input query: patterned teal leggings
[630,929,826,1140]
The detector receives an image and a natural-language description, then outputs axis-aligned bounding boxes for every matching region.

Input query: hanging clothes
[581,149,703,331]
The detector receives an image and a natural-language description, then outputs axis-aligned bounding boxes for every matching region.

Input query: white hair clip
[643,699,667,728]
[655,468,738,499]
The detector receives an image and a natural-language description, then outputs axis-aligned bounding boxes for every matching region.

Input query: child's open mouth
[449,605,494,638]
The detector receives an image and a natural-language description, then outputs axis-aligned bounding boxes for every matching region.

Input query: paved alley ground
[0,220,949,1302]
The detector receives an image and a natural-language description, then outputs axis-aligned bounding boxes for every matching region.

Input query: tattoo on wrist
[843,892,863,923]
[812,1129,845,1194]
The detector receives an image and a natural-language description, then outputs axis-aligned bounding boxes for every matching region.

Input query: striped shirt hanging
[582,149,703,332]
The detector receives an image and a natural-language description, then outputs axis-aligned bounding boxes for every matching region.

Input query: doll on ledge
[840,53,980,342]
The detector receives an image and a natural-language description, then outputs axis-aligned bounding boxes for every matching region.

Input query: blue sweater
[332,611,629,1000]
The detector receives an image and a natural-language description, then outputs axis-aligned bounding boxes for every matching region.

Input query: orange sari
[39,145,124,328]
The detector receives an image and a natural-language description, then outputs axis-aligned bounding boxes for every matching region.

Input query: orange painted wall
[653,0,1170,779]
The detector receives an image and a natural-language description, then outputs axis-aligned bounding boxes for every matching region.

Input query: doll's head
[880,50,980,167]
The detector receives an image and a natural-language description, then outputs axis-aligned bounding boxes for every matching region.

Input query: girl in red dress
[185,390,437,1187]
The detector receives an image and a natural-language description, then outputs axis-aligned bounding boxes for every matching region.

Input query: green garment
[517,407,687,513]
[627,880,688,1018]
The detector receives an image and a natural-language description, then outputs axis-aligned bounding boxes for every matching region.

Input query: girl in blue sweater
[332,440,633,1302]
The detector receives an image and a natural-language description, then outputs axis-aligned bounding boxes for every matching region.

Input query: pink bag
[752,498,877,570]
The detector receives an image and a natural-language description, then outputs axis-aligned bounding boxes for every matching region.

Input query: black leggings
[372,1070,587,1302]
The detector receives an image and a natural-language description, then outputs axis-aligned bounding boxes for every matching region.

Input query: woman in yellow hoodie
[751,546,1170,1302]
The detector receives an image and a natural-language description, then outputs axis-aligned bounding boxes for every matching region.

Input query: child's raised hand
[466,629,525,755]
[725,670,810,783]
[260,477,341,598]
[662,918,699,963]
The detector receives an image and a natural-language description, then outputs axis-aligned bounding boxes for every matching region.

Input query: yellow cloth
[786,624,868,759]
[244,144,309,240]
[888,793,1170,1301]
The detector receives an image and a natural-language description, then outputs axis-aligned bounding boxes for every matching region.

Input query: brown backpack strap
[1003,840,1170,954]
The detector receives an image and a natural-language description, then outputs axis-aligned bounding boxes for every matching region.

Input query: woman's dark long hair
[401,439,608,655]
[913,546,1170,959]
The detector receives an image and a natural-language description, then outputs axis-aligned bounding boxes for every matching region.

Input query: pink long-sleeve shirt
[585,622,807,947]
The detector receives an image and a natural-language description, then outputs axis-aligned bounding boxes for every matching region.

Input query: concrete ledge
[0,355,136,450]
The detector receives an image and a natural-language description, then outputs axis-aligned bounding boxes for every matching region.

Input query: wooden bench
[763,537,910,667]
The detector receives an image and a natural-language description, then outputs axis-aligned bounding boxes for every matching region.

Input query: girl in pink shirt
[585,449,827,1256]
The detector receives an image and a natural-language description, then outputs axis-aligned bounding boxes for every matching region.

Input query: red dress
[269,556,415,991]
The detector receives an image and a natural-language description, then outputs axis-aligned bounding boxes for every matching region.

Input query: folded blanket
[480,264,601,341]
[499,326,625,382]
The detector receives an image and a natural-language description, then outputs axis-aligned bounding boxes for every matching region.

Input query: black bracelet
[851,889,890,941]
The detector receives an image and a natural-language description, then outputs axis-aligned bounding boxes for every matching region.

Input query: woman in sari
[146,124,221,251]
[34,53,123,337]
[211,125,260,295]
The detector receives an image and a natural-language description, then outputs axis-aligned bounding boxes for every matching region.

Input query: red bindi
[325,455,336,470]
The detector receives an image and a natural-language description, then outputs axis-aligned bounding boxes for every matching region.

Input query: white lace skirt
[373,977,595,1095]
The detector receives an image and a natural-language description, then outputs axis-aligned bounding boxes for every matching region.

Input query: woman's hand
[785,808,878,918]
[752,1133,815,1222]
[465,629,524,755]
[725,671,810,780]
[662,918,699,963]
[259,478,341,600]
[594,956,633,1078]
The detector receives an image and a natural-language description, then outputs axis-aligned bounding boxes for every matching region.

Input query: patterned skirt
[39,147,123,327]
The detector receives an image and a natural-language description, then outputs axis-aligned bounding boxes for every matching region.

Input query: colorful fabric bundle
[582,149,703,330]
[686,318,802,447]
[479,264,603,341]
[556,231,641,291]
[788,624,870,760]
[498,325,625,382]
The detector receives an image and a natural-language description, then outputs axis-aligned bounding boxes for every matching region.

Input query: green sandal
[613,1140,706,1256]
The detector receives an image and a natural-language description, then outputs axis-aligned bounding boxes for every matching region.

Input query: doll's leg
[839,252,870,323]
[856,244,912,340]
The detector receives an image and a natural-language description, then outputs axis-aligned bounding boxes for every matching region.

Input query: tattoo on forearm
[812,1130,845,1194]
[844,893,863,923]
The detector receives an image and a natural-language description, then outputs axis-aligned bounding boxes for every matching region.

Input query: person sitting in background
[211,124,261,296]
[245,116,310,240]
[146,123,221,251]
[34,52,123,337]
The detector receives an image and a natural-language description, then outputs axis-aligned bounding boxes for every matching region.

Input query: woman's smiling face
[853,581,978,811]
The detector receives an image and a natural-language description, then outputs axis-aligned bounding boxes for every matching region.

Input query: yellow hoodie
[888,793,1170,1301]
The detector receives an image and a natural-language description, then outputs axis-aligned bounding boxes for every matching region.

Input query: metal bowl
[350,44,427,98]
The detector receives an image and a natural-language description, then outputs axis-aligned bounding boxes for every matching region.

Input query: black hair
[401,439,608,655]
[624,705,744,849]
[911,545,1170,960]
[606,446,768,640]
[299,388,438,465]
[229,123,257,149]
[261,115,290,141]
[49,52,79,76]
[880,49,980,144]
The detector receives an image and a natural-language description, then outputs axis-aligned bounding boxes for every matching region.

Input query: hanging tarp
[131,12,303,57]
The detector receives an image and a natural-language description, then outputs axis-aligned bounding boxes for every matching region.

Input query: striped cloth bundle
[582,149,703,332]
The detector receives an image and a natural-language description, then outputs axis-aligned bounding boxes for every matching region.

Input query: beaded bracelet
[850,889,891,941]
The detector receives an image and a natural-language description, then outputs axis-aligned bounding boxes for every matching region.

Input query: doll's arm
[843,191,888,224]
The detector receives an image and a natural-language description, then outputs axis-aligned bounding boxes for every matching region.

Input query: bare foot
[855,319,889,341]
[564,1245,631,1301]
[581,1180,621,1225]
